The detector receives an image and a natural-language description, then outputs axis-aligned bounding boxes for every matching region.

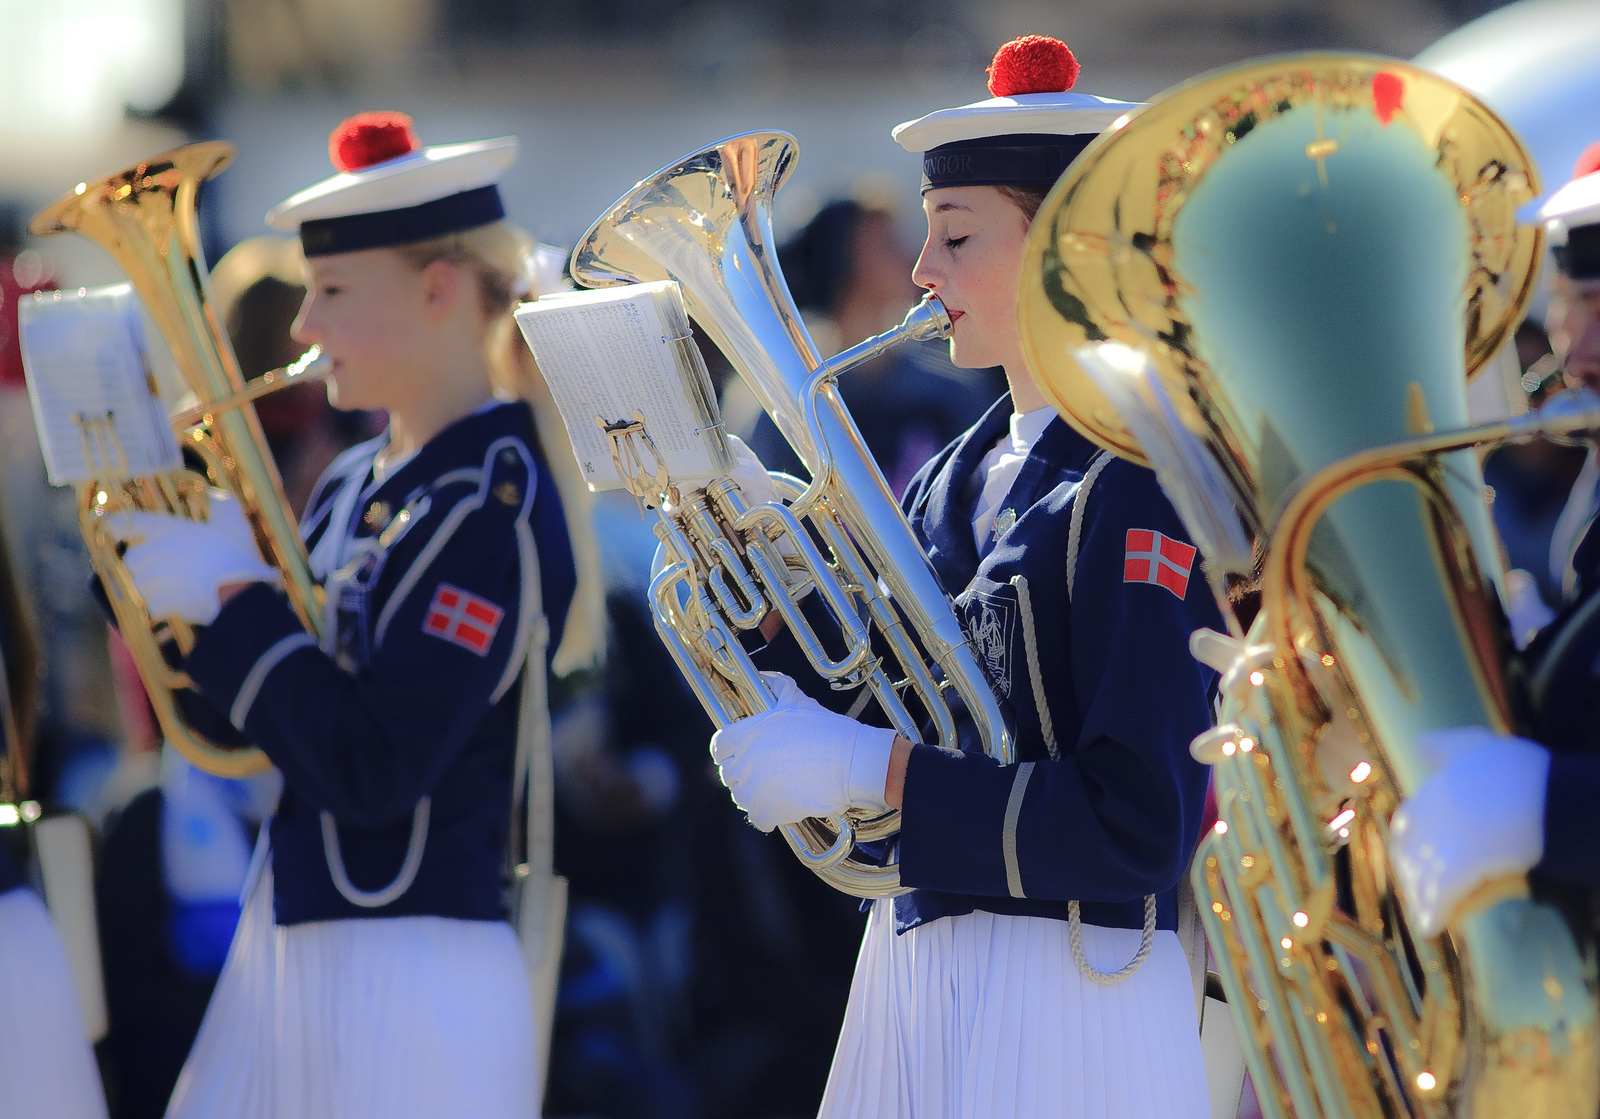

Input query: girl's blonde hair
[398,222,606,676]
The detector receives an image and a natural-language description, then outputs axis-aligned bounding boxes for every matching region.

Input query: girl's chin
[325,376,373,413]
[944,339,993,371]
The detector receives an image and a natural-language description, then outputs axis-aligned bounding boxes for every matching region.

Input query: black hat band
[298,185,505,257]
[921,133,1098,193]
[1555,223,1600,280]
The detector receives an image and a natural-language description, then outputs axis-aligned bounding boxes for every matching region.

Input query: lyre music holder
[597,411,672,510]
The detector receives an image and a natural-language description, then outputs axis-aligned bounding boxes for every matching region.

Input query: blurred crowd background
[0,1,1596,1117]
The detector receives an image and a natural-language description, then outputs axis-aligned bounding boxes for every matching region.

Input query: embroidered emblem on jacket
[1124,529,1197,599]
[993,507,1017,540]
[964,590,1015,697]
[422,583,504,655]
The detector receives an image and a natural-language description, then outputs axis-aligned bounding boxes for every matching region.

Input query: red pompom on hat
[892,33,1138,178]
[1574,140,1600,181]
[329,112,421,173]
[986,35,1080,98]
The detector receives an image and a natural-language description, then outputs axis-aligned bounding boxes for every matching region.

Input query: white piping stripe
[1002,761,1036,898]
[1011,574,1058,760]
[492,517,540,704]
[429,466,485,489]
[1065,451,1114,602]
[230,632,317,730]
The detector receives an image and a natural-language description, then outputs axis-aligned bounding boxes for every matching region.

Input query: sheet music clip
[598,411,671,511]
[75,410,131,481]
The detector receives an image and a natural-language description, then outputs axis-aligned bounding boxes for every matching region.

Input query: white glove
[709,671,896,832]
[725,433,780,508]
[199,491,262,553]
[1188,627,1369,790]
[117,497,280,626]
[1389,726,1550,938]
[662,434,778,516]
[1504,568,1554,650]
[719,433,806,592]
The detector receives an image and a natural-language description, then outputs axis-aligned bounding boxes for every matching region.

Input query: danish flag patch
[1124,529,1197,599]
[422,583,503,655]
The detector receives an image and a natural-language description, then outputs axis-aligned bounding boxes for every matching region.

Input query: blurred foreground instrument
[1019,53,1599,1118]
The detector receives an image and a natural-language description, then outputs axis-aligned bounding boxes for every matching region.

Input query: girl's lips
[947,310,964,323]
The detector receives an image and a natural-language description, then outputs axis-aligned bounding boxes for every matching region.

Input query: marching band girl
[111,112,587,1118]
[1391,156,1600,937]
[710,37,1221,1117]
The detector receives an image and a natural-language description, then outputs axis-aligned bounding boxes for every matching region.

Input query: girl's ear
[419,257,462,320]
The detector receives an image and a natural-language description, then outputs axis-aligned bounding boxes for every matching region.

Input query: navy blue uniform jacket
[182,401,575,925]
[893,395,1221,935]
[1523,517,1600,890]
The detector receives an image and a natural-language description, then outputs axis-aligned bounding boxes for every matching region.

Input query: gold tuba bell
[26,142,328,778]
[569,132,1014,896]
[1019,54,1600,1118]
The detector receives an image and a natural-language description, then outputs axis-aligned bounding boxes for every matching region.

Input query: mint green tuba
[1020,54,1599,1119]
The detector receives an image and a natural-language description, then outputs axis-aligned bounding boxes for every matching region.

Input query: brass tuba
[570,132,1013,896]
[27,142,327,777]
[1018,55,1599,1117]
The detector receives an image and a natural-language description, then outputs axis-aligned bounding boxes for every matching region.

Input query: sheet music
[514,280,733,491]
[18,283,182,486]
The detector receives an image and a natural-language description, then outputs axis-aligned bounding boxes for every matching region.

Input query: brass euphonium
[570,132,1014,896]
[28,142,328,777]
[1018,55,1600,1117]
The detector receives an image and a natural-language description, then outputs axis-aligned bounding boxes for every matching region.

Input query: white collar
[1007,406,1055,455]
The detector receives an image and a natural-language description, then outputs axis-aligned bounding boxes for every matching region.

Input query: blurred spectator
[541,442,862,1117]
[0,500,111,1119]
[1,201,51,392]
[95,751,278,1119]
[544,582,871,1119]
[735,195,1004,496]
[0,203,125,814]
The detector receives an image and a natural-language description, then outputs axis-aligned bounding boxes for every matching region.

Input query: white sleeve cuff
[846,726,898,814]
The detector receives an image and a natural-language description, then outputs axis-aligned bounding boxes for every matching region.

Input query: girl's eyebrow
[929,201,973,214]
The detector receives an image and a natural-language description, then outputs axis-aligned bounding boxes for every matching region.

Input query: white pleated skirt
[819,901,1209,1119]
[166,870,537,1119]
[0,887,110,1119]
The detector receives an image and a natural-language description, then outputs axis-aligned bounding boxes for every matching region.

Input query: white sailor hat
[1539,142,1600,280]
[267,112,518,257]
[892,35,1141,193]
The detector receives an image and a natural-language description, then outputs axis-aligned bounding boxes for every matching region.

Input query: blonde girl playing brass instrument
[710,37,1222,1118]
[111,112,597,1118]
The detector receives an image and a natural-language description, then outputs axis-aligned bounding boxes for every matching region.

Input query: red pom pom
[986,35,1080,98]
[1574,140,1600,181]
[329,112,420,173]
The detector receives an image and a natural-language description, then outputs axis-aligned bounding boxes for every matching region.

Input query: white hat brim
[267,136,519,232]
[1539,170,1600,246]
[892,91,1142,154]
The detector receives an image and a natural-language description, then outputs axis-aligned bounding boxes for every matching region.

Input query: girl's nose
[289,295,318,346]
[911,242,939,291]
